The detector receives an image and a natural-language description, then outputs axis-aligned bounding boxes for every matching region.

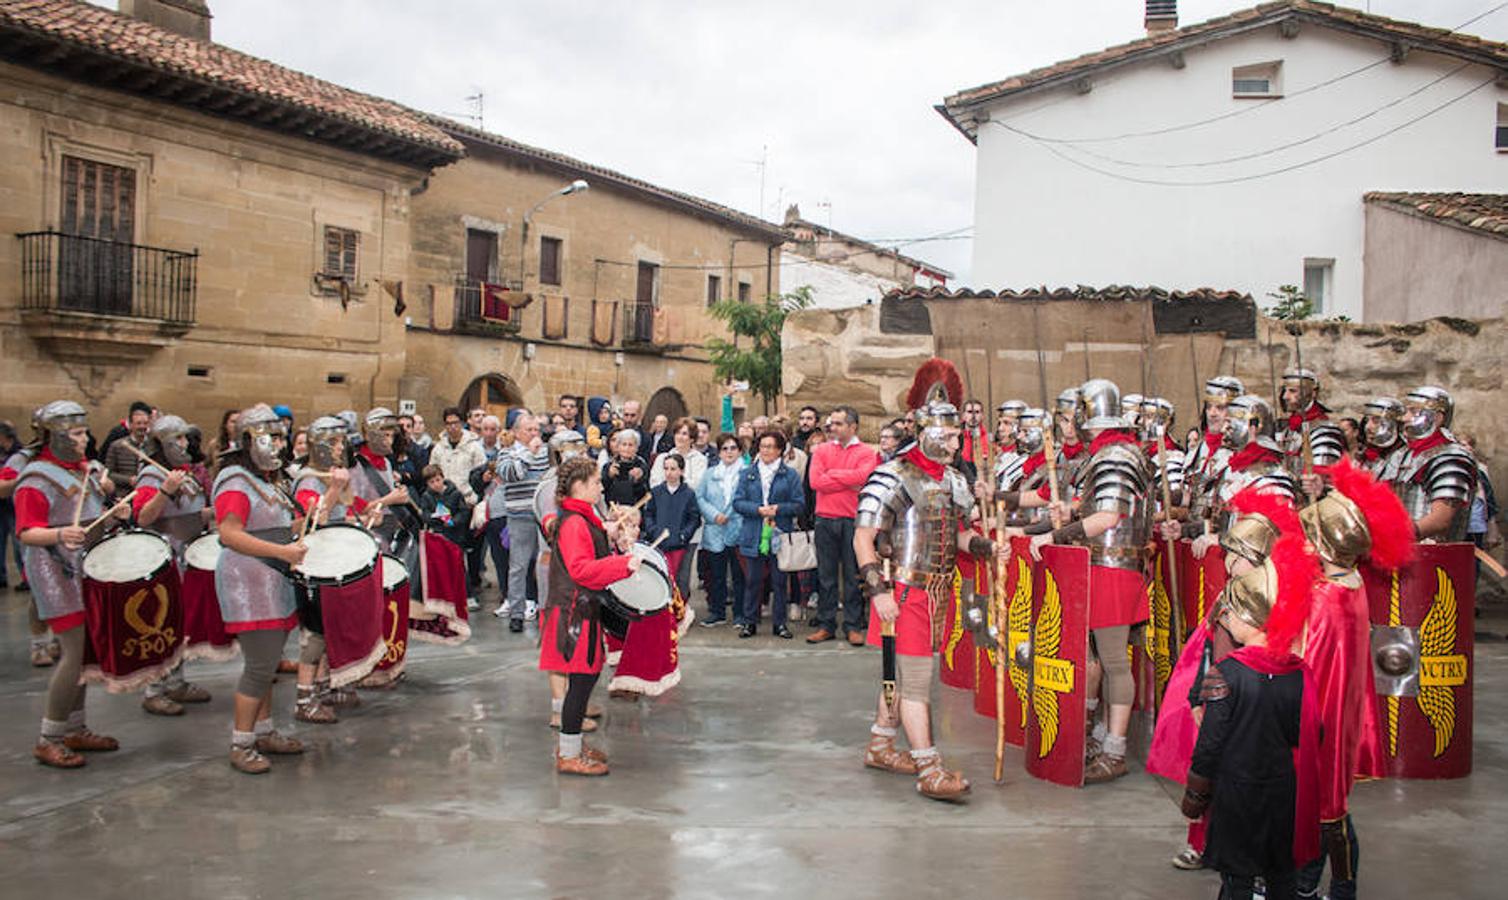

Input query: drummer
[132,414,215,717]
[1,408,59,667]
[289,417,357,724]
[16,401,121,769]
[539,456,640,776]
[349,408,412,554]
[212,404,308,775]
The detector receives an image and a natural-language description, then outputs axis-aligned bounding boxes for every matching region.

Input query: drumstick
[647,528,671,551]
[83,490,138,537]
[122,442,200,496]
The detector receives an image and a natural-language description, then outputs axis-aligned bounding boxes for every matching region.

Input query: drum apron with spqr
[80,528,186,693]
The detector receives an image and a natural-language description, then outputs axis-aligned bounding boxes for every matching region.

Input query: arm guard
[967,534,995,559]
[1181,771,1214,820]
[1050,519,1088,544]
[859,561,889,600]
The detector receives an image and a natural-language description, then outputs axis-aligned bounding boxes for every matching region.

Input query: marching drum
[80,528,185,692]
[180,532,235,659]
[603,542,673,639]
[367,552,411,683]
[294,523,386,688]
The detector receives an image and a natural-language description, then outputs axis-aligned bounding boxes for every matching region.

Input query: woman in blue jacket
[732,430,805,639]
[695,434,745,627]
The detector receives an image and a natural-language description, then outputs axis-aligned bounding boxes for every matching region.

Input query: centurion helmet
[1362,397,1404,449]
[1281,367,1321,414]
[1403,385,1453,439]
[150,414,193,468]
[906,358,964,464]
[38,400,88,463]
[363,407,400,456]
[306,416,348,469]
[237,404,286,472]
[1078,378,1126,432]
[1222,395,1277,452]
[1015,408,1048,455]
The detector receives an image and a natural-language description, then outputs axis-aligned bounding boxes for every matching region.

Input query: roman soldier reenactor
[1276,367,1347,477]
[1396,386,1477,541]
[855,358,1010,802]
[1358,397,1408,483]
[997,407,1057,531]
[2,408,58,666]
[992,399,1027,490]
[1184,395,1298,553]
[1184,376,1243,523]
[1141,396,1185,516]
[1026,378,1153,784]
[350,407,413,554]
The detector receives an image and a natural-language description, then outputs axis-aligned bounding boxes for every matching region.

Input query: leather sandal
[323,686,362,708]
[254,730,304,755]
[34,740,85,768]
[915,757,971,802]
[585,702,605,719]
[165,682,211,704]
[63,729,119,752]
[229,746,271,775]
[556,752,609,776]
[295,699,338,724]
[142,694,186,717]
[864,736,918,775]
[30,644,54,667]
[1084,753,1128,785]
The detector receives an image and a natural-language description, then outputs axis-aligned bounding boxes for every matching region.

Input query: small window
[323,226,359,279]
[1496,103,1507,151]
[186,365,212,379]
[737,280,751,303]
[326,373,347,385]
[1232,61,1282,98]
[706,274,722,306]
[1303,258,1333,315]
[539,236,562,286]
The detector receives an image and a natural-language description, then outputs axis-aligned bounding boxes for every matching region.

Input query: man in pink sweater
[807,406,881,645]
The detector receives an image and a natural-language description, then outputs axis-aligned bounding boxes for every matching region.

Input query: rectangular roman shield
[971,537,1032,749]
[940,558,977,691]
[1024,544,1091,787]
[1175,539,1226,645]
[1142,544,1178,709]
[1362,542,1474,779]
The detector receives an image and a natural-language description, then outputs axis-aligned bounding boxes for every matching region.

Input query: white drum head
[381,554,408,591]
[83,530,172,583]
[296,524,379,581]
[183,533,222,571]
[609,543,672,613]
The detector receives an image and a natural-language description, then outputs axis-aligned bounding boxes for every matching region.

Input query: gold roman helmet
[1299,490,1372,569]
[1222,513,1280,569]
[1281,366,1320,414]
[1221,558,1278,631]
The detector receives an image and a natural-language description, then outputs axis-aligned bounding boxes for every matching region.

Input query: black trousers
[814,515,865,633]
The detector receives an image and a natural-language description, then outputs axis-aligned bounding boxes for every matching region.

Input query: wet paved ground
[2,586,1505,899]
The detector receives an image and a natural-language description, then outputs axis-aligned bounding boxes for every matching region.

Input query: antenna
[446,91,485,129]
[744,145,768,219]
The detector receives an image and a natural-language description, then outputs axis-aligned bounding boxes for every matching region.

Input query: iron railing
[17,230,197,324]
[623,299,656,345]
[452,275,522,335]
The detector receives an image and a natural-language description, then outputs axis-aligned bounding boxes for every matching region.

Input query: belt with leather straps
[894,565,953,586]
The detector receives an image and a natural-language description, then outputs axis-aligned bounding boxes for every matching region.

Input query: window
[59,155,137,314]
[465,228,497,284]
[737,280,751,303]
[636,261,659,305]
[1232,61,1282,98]
[706,274,722,306]
[539,236,562,286]
[1303,258,1333,315]
[323,226,359,280]
[1497,103,1507,151]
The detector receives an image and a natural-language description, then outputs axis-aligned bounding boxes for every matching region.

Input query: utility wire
[1006,75,1494,187]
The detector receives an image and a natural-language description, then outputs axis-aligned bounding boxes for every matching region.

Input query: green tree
[1264,284,1313,321]
[706,286,814,412]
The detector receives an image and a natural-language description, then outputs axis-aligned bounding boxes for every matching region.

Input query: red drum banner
[82,566,186,692]
[1024,544,1091,787]
[1363,542,1474,779]
[410,532,472,645]
[179,565,236,662]
[320,561,386,689]
[368,571,410,685]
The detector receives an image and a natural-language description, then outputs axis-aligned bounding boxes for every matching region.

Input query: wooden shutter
[540,236,562,286]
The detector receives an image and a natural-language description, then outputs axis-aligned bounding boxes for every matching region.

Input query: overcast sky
[187,0,1508,284]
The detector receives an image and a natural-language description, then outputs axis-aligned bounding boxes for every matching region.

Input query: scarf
[1285,403,1329,432]
[1022,450,1047,478]
[1407,430,1449,455]
[1061,440,1086,460]
[903,445,944,480]
[1088,429,1138,456]
[1228,442,1280,471]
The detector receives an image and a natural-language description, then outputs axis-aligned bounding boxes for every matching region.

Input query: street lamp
[519,179,589,287]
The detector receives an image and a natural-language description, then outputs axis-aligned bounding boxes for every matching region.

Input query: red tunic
[1305,575,1386,820]
[537,499,631,675]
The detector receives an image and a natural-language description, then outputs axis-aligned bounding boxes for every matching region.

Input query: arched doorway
[644,386,688,425]
[460,373,524,423]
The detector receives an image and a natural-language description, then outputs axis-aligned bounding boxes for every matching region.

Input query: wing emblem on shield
[1007,555,1032,729]
[1418,566,1465,758]
[1148,558,1172,694]
[1031,569,1074,758]
[944,567,965,669]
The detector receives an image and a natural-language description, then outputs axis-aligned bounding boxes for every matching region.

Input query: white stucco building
[938,1,1507,322]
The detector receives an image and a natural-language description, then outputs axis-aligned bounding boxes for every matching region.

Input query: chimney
[119,0,212,42]
[1145,0,1177,35]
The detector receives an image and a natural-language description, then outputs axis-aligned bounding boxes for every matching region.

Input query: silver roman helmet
[1362,397,1404,448]
[307,416,348,469]
[363,407,400,456]
[237,404,286,472]
[997,399,1027,422]
[1223,395,1277,452]
[150,414,193,468]
[1204,375,1245,407]
[1078,378,1125,431]
[1015,407,1048,455]
[1403,386,1453,439]
[38,400,89,463]
[1055,387,1080,419]
[1120,392,1145,431]
[914,400,960,463]
[1281,367,1320,414]
[1142,396,1175,435]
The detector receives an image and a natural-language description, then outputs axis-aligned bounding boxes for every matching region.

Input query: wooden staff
[122,442,200,496]
[993,499,1008,784]
[83,490,138,538]
[1155,426,1182,636]
[881,558,897,716]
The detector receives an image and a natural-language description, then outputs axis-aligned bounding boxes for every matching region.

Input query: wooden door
[60,155,135,314]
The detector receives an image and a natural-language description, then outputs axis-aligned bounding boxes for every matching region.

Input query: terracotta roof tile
[940,1,1508,140]
[1364,191,1508,237]
[881,285,1254,304]
[0,0,462,165]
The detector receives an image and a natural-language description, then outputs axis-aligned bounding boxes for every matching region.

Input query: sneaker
[466,596,481,612]
[165,682,211,704]
[142,694,185,716]
[774,624,794,639]
[493,603,509,618]
[509,617,525,633]
[737,624,755,639]
[229,746,271,775]
[524,601,538,620]
[1171,845,1205,870]
[555,751,609,776]
[30,644,54,667]
[700,616,726,628]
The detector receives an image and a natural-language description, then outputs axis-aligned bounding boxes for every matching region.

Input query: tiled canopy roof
[939,1,1508,142]
[1365,192,1508,238]
[0,0,463,167]
[881,285,1254,304]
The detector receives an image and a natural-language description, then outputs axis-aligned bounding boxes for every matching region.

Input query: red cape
[1305,577,1387,819]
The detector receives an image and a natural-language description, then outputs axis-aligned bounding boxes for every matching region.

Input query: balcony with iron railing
[451,275,523,337]
[623,299,658,349]
[16,230,198,361]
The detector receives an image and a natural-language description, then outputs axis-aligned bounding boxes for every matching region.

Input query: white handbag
[776,529,817,572]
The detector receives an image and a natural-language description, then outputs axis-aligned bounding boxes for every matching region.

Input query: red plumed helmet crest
[1263,530,1323,660]
[1317,457,1416,572]
[907,357,964,412]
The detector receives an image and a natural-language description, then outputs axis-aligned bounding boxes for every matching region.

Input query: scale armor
[1071,441,1153,571]
[1397,441,1477,541]
[1148,442,1186,513]
[1277,418,1347,476]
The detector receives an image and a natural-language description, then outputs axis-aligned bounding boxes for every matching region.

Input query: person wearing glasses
[695,435,746,627]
